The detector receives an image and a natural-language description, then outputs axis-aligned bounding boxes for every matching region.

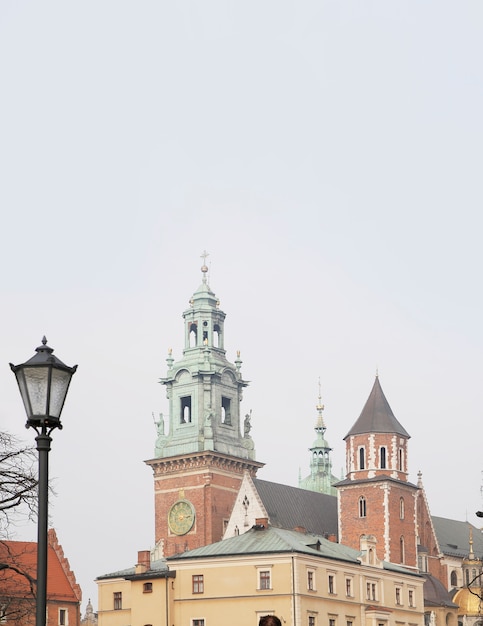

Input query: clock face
[168,499,195,535]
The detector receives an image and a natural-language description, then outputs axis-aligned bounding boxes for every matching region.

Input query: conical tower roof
[344,376,410,440]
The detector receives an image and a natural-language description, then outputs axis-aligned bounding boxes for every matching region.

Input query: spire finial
[375,367,379,378]
[200,250,209,283]
[469,526,475,560]
[315,377,325,429]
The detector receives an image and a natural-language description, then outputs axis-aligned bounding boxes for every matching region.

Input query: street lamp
[10,337,77,626]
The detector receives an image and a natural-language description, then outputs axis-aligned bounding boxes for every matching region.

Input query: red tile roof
[0,529,81,603]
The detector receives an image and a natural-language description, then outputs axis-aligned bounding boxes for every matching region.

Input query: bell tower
[336,375,419,568]
[146,258,263,556]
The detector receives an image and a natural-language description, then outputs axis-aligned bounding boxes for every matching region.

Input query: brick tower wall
[338,480,418,567]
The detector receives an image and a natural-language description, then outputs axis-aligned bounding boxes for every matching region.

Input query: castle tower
[336,375,419,568]
[146,259,263,556]
[298,381,338,496]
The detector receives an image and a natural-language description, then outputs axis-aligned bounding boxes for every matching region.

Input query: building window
[221,397,231,425]
[192,620,205,626]
[328,574,335,594]
[380,446,386,469]
[359,496,367,518]
[450,570,458,587]
[181,396,192,423]
[366,582,377,601]
[395,587,401,605]
[400,498,405,519]
[346,578,353,597]
[193,575,204,594]
[398,448,403,471]
[359,447,365,470]
[259,570,271,590]
[400,536,405,564]
[409,590,414,607]
[347,621,353,626]
[189,322,197,347]
[418,554,428,573]
[307,570,315,591]
[309,617,316,626]
[59,608,68,625]
[113,592,122,610]
[329,619,336,626]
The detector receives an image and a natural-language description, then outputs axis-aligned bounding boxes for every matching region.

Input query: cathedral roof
[431,517,483,559]
[253,478,338,538]
[423,574,459,608]
[344,376,410,439]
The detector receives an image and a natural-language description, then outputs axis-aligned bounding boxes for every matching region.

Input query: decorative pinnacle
[200,250,209,283]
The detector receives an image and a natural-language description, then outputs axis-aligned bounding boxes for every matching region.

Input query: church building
[145,261,263,556]
[97,260,482,626]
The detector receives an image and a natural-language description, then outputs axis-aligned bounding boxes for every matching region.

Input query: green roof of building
[167,525,419,576]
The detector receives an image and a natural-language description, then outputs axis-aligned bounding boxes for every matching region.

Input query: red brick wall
[149,453,260,556]
[338,480,418,567]
[345,433,409,482]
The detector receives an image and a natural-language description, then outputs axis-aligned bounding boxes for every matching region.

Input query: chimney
[327,534,337,543]
[255,518,268,528]
[135,550,151,574]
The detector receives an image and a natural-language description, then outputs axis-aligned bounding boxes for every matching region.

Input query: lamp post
[10,337,77,626]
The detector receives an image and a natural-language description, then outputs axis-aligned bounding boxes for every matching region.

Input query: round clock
[168,499,195,535]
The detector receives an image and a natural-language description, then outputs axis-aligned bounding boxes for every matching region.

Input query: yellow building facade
[97,527,427,626]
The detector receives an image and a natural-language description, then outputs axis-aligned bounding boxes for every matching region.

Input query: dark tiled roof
[344,377,410,439]
[432,516,483,559]
[253,478,338,538]
[423,574,459,607]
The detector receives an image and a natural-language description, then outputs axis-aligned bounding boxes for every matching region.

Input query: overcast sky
[1,0,482,613]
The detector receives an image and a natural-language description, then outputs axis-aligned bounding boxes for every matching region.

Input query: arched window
[189,323,197,347]
[359,496,367,518]
[380,446,386,469]
[400,536,405,564]
[450,570,458,587]
[213,323,221,348]
[359,447,365,470]
[400,497,405,520]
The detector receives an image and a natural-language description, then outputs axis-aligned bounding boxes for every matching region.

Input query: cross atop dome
[200,250,209,283]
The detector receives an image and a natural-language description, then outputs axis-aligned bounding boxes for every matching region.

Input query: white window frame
[257,566,272,591]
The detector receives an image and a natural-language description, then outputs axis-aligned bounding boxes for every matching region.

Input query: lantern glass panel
[22,366,50,417]
[49,368,72,418]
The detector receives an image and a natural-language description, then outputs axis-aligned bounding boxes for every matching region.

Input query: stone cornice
[145,451,264,476]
